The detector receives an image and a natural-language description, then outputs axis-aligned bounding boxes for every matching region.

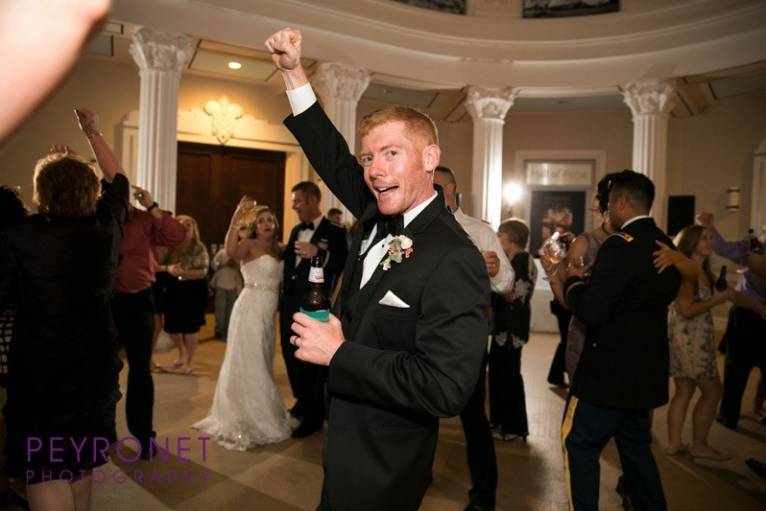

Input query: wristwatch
[147,202,159,212]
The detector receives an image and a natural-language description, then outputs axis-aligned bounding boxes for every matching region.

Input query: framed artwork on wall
[522,0,619,19]
[392,0,467,15]
[523,159,594,256]
[529,190,586,256]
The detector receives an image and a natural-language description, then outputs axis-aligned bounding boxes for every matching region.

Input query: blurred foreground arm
[0,0,110,142]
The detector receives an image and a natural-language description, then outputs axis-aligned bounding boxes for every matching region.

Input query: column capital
[129,27,194,74]
[622,81,677,117]
[465,86,519,122]
[313,62,371,103]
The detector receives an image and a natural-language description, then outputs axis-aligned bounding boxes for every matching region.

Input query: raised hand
[695,212,714,228]
[49,144,75,155]
[74,108,100,138]
[131,185,154,208]
[264,28,302,71]
[233,195,256,221]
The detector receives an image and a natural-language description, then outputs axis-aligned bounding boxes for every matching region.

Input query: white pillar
[465,86,519,228]
[129,27,194,214]
[313,62,370,222]
[622,81,676,231]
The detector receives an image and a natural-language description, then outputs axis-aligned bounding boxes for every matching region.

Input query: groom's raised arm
[267,28,373,218]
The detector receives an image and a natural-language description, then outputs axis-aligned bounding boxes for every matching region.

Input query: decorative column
[313,62,371,221]
[129,27,194,214]
[622,81,676,231]
[465,86,519,228]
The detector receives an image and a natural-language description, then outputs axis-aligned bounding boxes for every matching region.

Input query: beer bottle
[714,266,728,292]
[300,256,330,322]
[748,229,764,255]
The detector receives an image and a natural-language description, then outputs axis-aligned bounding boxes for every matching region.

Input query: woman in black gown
[0,109,128,511]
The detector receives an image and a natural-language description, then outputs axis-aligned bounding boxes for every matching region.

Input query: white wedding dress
[193,255,293,450]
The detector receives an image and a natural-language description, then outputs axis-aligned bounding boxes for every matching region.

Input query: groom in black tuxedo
[266,28,490,511]
[280,181,348,438]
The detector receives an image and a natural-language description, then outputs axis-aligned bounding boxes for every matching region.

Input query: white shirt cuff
[286,83,317,116]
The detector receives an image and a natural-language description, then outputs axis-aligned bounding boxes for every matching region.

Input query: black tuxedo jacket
[280,217,348,308]
[285,103,489,511]
[565,217,681,410]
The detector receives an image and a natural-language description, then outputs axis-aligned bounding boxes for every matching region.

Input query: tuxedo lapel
[284,226,299,275]
[309,217,327,245]
[340,202,378,306]
[344,190,447,342]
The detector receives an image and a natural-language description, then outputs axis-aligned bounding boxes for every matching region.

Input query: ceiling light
[228,61,242,70]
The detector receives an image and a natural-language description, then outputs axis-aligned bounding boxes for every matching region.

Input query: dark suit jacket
[285,103,489,511]
[280,217,348,311]
[564,217,681,410]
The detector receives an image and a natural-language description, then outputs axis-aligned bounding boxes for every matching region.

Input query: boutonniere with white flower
[380,235,414,271]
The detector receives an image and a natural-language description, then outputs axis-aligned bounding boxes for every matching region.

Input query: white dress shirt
[453,208,514,294]
[357,193,438,288]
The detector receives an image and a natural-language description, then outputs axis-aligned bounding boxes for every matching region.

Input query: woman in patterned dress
[489,218,537,442]
[666,225,732,460]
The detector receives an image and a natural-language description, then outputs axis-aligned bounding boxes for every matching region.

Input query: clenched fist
[265,28,302,71]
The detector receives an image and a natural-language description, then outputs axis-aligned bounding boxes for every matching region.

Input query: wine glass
[539,232,569,281]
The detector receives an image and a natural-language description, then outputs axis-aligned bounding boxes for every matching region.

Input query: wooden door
[176,142,286,250]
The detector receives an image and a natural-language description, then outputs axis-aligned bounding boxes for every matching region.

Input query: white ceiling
[85,19,766,122]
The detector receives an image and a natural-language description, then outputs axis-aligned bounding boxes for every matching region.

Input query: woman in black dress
[0,109,128,510]
[489,218,537,442]
[161,215,209,375]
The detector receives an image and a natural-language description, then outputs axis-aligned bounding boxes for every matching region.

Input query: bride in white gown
[193,199,293,450]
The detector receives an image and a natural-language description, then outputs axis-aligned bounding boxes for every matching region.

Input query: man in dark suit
[266,28,490,511]
[561,170,681,511]
[280,181,348,437]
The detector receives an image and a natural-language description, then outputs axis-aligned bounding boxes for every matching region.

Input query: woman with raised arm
[0,109,128,511]
[193,198,293,449]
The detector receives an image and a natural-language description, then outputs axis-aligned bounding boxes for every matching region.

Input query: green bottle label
[300,307,329,322]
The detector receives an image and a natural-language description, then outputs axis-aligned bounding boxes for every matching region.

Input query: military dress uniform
[562,216,681,511]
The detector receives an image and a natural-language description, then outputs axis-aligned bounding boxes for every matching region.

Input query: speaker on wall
[667,195,695,237]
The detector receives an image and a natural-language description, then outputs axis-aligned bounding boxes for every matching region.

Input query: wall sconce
[726,187,740,211]
[503,182,524,210]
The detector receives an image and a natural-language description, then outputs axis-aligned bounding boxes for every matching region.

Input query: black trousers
[719,305,766,427]
[459,353,497,509]
[280,298,326,425]
[488,339,528,435]
[548,300,571,384]
[112,288,156,444]
[562,396,665,511]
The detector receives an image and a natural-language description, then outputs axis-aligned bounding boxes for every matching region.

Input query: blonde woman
[194,197,293,449]
[160,214,209,375]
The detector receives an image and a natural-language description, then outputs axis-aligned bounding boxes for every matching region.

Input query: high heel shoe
[491,430,528,442]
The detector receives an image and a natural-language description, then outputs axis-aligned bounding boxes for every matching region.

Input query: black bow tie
[299,222,315,231]
[377,214,404,238]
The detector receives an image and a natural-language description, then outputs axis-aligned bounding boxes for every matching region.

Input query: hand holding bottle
[289,312,345,366]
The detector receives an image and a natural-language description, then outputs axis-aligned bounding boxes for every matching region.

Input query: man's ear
[422,144,441,174]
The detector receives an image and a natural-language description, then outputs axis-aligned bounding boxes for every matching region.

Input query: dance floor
[88,318,766,510]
